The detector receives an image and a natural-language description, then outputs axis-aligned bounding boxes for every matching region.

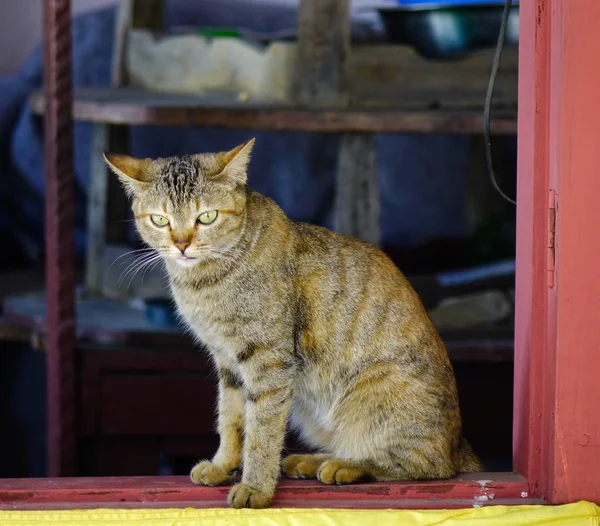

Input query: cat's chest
[172,284,250,353]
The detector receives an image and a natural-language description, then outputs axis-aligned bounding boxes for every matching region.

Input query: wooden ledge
[0,473,536,510]
[29,87,517,135]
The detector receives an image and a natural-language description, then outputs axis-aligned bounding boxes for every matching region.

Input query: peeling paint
[139,489,180,495]
[81,491,119,496]
[415,485,453,495]
[0,492,35,502]
[290,485,389,496]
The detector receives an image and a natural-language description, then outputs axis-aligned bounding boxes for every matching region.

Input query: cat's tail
[457,437,486,472]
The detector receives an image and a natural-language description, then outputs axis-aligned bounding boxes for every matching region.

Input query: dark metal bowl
[378,4,519,59]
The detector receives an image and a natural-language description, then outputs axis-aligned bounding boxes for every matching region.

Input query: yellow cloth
[1,502,598,526]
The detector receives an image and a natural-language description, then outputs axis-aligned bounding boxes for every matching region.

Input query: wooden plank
[42,0,77,478]
[85,124,132,294]
[29,88,518,135]
[334,133,381,246]
[348,46,518,109]
[513,0,547,493]
[294,0,349,107]
[0,473,532,510]
[85,126,109,294]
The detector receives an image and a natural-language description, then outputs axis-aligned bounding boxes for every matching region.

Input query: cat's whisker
[109,248,156,270]
[118,257,147,285]
[119,252,160,285]
[138,254,165,286]
[124,254,164,290]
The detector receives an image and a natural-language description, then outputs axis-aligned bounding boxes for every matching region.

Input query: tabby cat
[105,139,484,509]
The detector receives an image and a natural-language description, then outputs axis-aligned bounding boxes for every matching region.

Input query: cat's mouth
[173,254,199,267]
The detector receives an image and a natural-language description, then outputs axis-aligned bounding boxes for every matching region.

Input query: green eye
[197,210,218,225]
[151,214,169,227]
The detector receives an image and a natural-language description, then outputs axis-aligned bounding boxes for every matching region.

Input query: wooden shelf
[29,87,517,135]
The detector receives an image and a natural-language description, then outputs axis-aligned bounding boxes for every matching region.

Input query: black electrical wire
[484,0,516,206]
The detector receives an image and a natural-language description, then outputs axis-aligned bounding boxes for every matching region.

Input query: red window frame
[1,0,599,510]
[513,0,600,504]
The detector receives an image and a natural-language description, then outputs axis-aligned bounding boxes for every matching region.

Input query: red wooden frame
[2,0,600,511]
[514,0,600,505]
[0,474,531,510]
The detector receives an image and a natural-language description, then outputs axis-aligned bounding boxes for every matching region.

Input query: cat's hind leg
[316,452,457,485]
[316,459,376,484]
[316,458,427,485]
[282,453,330,479]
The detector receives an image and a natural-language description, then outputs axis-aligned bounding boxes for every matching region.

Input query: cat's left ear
[215,138,255,186]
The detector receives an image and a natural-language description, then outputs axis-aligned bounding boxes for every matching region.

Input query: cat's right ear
[103,152,152,196]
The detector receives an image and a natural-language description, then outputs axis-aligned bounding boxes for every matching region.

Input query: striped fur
[105,140,484,509]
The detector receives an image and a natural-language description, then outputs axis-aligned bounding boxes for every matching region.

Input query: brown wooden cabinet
[77,344,217,476]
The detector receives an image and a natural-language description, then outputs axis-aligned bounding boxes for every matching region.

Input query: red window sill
[0,473,538,510]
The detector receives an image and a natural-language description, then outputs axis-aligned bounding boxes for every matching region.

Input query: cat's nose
[174,240,190,254]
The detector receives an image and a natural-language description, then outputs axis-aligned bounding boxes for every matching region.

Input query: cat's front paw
[228,483,273,509]
[190,460,232,486]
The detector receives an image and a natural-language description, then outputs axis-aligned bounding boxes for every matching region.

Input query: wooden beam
[42,0,77,476]
[29,88,519,135]
[294,0,381,244]
[334,134,381,247]
[295,0,349,107]
[513,0,553,499]
[85,126,109,294]
[0,474,531,510]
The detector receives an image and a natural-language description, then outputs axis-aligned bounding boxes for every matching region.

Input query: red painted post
[43,0,77,476]
[515,0,600,503]
[549,0,600,504]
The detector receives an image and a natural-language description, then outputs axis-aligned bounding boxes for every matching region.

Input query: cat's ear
[103,152,153,195]
[215,138,255,185]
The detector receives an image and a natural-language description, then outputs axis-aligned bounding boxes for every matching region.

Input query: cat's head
[104,139,255,268]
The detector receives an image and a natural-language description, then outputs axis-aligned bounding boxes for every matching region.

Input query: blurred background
[0,0,517,479]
